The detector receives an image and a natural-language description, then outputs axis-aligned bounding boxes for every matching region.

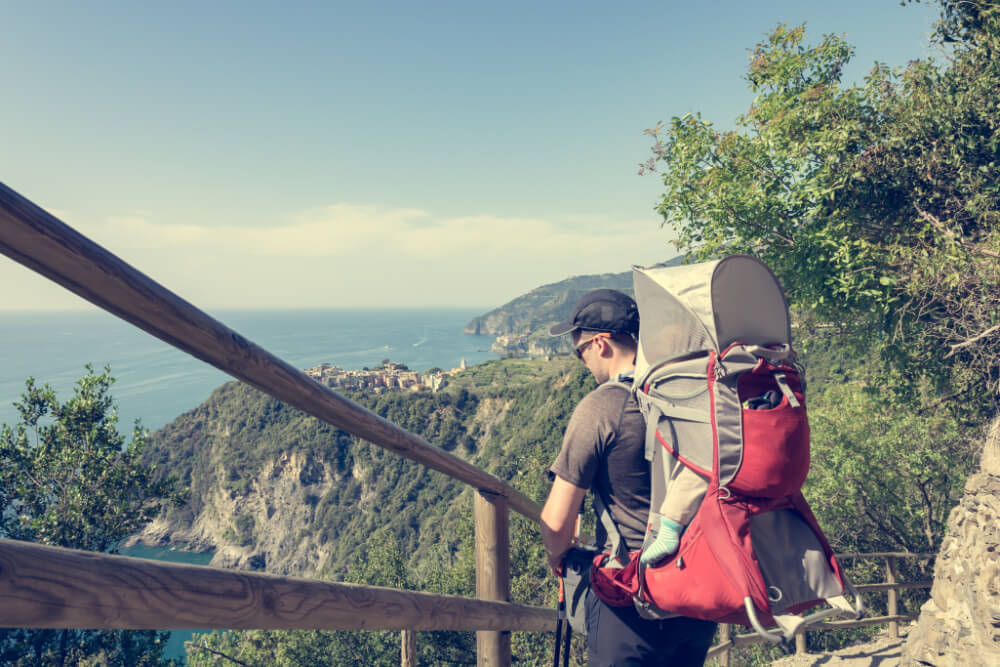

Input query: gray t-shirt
[549,381,650,552]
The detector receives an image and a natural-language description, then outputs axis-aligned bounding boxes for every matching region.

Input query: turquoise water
[0,308,497,431]
[118,545,215,662]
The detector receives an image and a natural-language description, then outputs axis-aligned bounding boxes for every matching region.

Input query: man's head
[550,289,638,383]
[549,288,639,339]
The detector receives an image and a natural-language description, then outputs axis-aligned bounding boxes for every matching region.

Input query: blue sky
[2,1,940,310]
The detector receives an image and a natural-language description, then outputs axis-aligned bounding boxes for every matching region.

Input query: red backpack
[590,256,862,642]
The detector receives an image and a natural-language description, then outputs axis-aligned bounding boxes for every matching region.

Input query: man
[540,288,717,666]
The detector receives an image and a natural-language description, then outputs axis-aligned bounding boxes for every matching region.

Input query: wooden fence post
[475,490,511,667]
[718,624,731,666]
[401,630,416,667]
[886,556,899,639]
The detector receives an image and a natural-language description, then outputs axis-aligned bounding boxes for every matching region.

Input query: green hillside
[140,356,587,578]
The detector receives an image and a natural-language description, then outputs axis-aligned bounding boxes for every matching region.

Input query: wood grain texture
[474,491,512,667]
[0,181,540,523]
[0,539,556,633]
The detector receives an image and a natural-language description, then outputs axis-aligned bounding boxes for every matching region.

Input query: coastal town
[303,359,467,393]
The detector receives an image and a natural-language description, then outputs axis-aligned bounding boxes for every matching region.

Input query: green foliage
[646,5,1000,411]
[0,366,183,666]
[806,380,977,554]
[0,629,177,667]
[223,514,256,547]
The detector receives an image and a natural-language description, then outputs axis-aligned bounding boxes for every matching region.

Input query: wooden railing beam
[808,614,916,631]
[835,551,935,559]
[0,539,555,633]
[854,581,933,593]
[0,181,540,523]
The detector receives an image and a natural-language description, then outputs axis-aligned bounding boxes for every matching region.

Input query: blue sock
[640,517,685,565]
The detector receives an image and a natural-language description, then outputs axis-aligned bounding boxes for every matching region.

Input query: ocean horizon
[0,308,500,433]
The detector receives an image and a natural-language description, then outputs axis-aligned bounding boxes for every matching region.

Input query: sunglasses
[574,332,610,360]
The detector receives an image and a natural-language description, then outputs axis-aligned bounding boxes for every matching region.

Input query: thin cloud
[34,203,674,309]
[90,205,665,261]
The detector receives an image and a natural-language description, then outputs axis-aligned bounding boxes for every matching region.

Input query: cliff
[901,418,1000,665]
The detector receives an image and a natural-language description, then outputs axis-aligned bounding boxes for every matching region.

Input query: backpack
[589,255,863,642]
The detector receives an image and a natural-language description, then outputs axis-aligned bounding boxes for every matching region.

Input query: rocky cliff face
[126,449,345,575]
[902,418,1000,665]
[126,363,589,579]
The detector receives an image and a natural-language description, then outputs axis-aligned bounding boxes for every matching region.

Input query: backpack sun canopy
[633,255,792,378]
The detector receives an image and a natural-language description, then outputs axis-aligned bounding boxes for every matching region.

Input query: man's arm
[540,476,587,577]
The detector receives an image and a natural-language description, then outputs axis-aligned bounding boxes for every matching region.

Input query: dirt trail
[769,627,908,666]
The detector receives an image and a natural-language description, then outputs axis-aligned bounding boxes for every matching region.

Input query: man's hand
[547,551,565,578]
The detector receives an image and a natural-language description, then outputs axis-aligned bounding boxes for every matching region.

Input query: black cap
[549,289,639,337]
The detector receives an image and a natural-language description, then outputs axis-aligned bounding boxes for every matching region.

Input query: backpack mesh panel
[645,365,714,474]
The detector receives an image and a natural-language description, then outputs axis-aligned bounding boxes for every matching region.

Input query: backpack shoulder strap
[593,373,636,566]
[593,487,630,566]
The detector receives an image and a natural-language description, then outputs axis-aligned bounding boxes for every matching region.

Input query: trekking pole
[552,579,565,667]
[561,611,572,667]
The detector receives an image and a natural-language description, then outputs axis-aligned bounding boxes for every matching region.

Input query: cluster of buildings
[304,359,467,393]
[490,333,560,358]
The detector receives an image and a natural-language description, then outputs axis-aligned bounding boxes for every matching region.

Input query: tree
[806,381,979,554]
[0,366,185,666]
[642,5,996,647]
[643,3,1000,413]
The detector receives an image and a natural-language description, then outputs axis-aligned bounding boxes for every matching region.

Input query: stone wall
[902,418,1000,665]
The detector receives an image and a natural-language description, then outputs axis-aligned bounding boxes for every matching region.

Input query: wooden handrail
[835,551,935,559]
[0,539,556,633]
[0,181,540,523]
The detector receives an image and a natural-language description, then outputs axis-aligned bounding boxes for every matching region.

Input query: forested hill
[136,356,591,581]
[462,258,683,357]
[462,270,638,336]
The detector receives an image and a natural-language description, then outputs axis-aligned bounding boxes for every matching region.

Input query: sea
[0,308,498,432]
[0,307,499,661]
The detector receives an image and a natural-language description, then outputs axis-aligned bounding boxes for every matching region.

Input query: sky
[1,0,942,311]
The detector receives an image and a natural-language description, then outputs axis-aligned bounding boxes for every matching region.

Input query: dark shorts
[585,590,717,666]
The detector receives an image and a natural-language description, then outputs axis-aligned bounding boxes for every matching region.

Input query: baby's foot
[640,517,685,565]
